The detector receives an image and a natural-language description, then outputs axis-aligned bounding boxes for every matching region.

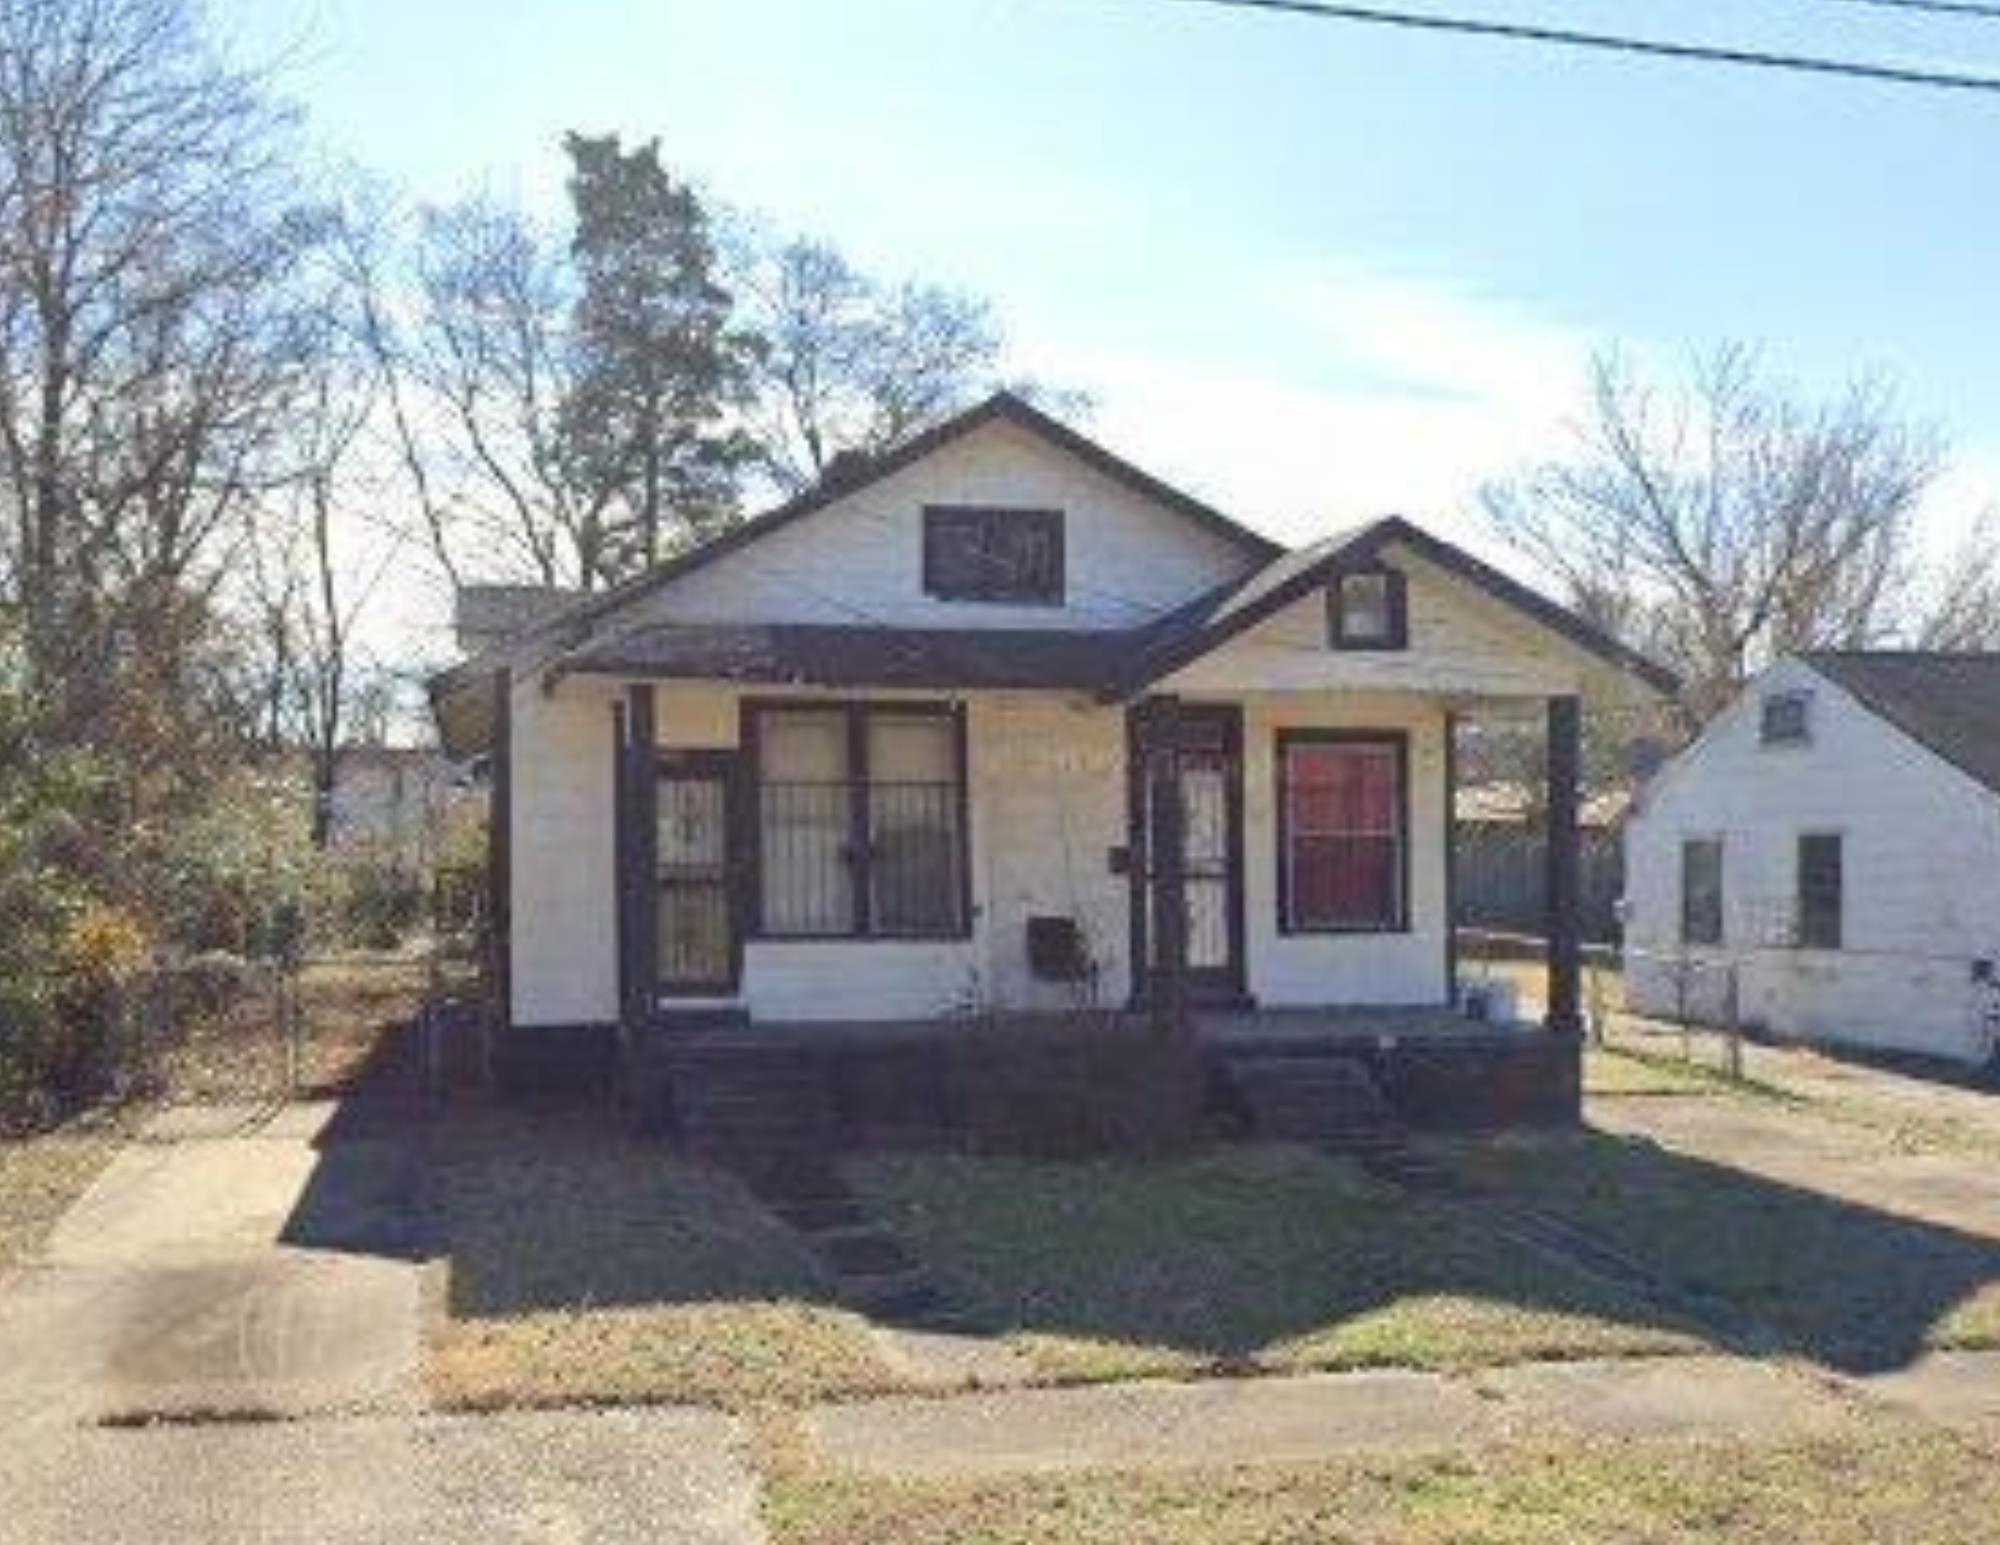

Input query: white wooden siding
[1237,694,1450,1006]
[505,675,1457,1028]
[1162,546,1592,702]
[617,418,1256,633]
[1624,657,2000,1064]
[508,673,620,1026]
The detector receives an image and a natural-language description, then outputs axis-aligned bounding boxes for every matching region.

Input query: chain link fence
[1458,926,2000,1080]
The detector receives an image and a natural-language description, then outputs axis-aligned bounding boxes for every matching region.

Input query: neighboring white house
[1623,652,2000,1067]
[429,393,1671,1081]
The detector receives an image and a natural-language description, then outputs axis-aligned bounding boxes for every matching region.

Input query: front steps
[1224,1053,1407,1157]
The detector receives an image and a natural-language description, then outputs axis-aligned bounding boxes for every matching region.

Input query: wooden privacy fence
[1455,822,1623,943]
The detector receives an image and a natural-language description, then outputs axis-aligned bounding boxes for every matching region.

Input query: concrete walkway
[0,1407,764,1545]
[808,1350,2000,1476]
[0,1102,423,1435]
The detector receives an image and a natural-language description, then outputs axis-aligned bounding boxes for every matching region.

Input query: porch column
[1543,693,1582,1035]
[617,683,658,1036]
[488,667,512,1030]
[1142,695,1189,1037]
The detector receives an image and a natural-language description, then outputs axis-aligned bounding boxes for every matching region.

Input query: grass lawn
[1584,1045,1725,1098]
[1475,1130,2000,1370]
[423,1107,898,1410]
[0,1125,120,1268]
[764,1429,2000,1545]
[849,1145,1700,1384]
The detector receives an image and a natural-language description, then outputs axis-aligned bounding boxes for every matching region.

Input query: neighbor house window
[1278,733,1406,932]
[1797,832,1843,949]
[1680,837,1724,947]
[749,702,966,939]
[1327,568,1408,650]
[922,505,1064,603]
[1760,690,1811,746]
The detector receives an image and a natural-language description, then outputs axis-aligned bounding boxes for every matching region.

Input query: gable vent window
[922,505,1064,604]
[1760,690,1811,746]
[1327,568,1408,651]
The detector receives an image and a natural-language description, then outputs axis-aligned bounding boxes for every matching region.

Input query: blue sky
[217,0,2000,573]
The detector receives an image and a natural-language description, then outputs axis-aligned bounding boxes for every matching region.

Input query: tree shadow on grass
[282,1094,2000,1380]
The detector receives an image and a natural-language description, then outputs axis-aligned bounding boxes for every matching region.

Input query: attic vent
[1760,690,1811,746]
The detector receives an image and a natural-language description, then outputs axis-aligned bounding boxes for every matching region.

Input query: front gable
[1157,544,1597,700]
[590,401,1271,639]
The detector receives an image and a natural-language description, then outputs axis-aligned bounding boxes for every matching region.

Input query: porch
[629,1006,1581,1178]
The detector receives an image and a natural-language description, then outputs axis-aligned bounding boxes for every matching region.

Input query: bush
[334,847,426,950]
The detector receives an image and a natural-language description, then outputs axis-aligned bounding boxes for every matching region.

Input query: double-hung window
[1797,832,1843,950]
[1278,733,1407,932]
[1680,837,1724,946]
[1327,568,1408,650]
[751,702,967,938]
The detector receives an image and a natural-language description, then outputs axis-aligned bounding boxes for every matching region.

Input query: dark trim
[488,668,512,1028]
[613,699,631,1024]
[654,747,744,996]
[1443,711,1460,1003]
[951,700,974,936]
[737,695,973,943]
[921,504,1066,605]
[626,686,659,1016]
[1273,728,1413,936]
[1109,515,1679,701]
[1326,564,1409,652]
[1126,699,1248,1007]
[1544,694,1583,1034]
[534,392,1278,660]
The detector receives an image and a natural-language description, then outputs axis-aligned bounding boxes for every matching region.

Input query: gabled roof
[1803,650,2000,797]
[1105,515,1680,699]
[531,390,1282,653]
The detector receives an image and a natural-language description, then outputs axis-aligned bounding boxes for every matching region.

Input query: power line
[1157,0,2000,94]
[1810,0,2000,22]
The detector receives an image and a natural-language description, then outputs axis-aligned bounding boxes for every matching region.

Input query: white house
[428,394,1671,1091]
[1623,652,2000,1067]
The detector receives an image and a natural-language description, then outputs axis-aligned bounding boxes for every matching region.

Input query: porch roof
[553,620,1136,692]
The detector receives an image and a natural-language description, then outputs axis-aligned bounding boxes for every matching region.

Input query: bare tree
[1916,513,2000,650]
[728,231,1094,494]
[0,0,317,744]
[397,196,611,588]
[1483,346,1946,728]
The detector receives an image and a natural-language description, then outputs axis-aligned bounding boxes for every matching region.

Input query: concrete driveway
[0,1101,423,1433]
[0,1098,768,1544]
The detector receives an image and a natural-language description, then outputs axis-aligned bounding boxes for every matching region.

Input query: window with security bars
[922,505,1064,603]
[1278,735,1406,932]
[752,704,966,938]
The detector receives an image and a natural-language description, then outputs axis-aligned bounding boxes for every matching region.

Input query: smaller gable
[1106,516,1678,701]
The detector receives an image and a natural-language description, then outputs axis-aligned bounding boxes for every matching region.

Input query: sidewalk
[807,1349,2000,1477]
